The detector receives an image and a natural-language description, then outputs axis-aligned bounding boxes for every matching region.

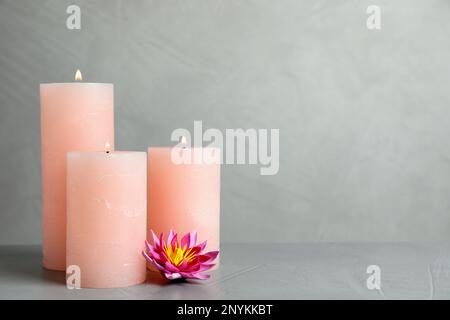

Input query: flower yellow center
[164,245,197,267]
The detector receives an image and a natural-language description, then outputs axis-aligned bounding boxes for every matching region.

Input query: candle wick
[105,142,111,154]
[180,136,187,149]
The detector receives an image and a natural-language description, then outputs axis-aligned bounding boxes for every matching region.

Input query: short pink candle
[147,147,221,265]
[66,151,147,288]
[40,77,114,271]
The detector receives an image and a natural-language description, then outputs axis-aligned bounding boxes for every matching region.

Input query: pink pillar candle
[67,151,147,288]
[147,147,221,266]
[40,82,114,271]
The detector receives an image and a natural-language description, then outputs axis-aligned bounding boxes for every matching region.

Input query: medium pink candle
[40,71,114,271]
[147,147,221,265]
[66,151,147,288]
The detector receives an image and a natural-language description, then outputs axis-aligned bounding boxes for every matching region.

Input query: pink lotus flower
[143,230,219,280]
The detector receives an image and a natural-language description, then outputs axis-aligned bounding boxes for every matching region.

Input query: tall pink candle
[40,75,114,271]
[147,147,221,265]
[66,151,147,288]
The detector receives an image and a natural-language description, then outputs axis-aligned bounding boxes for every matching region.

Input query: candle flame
[180,136,187,144]
[105,142,111,153]
[75,69,82,81]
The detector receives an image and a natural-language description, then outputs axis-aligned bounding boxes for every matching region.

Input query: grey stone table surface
[1,243,450,300]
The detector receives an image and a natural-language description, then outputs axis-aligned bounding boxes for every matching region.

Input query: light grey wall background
[1,0,450,244]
